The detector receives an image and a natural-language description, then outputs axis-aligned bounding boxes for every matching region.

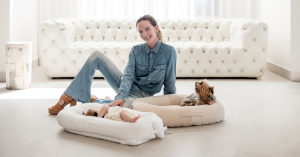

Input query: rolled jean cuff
[114,95,125,102]
[93,99,114,105]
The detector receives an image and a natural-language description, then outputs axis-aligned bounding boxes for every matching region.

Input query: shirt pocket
[136,63,148,77]
[148,64,167,86]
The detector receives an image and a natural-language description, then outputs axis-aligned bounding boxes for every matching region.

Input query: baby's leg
[98,105,110,118]
[120,110,140,123]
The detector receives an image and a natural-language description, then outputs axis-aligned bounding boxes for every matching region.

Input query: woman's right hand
[108,99,124,107]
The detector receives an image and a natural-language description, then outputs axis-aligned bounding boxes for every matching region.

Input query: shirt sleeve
[163,47,177,95]
[114,48,136,101]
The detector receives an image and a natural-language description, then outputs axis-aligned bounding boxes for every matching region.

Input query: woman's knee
[89,50,105,60]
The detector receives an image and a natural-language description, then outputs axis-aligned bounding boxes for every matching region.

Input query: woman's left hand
[108,99,124,107]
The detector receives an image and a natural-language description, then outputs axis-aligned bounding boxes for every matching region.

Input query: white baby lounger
[57,103,166,145]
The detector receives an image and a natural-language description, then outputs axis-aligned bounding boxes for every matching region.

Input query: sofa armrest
[230,18,268,50]
[39,18,75,53]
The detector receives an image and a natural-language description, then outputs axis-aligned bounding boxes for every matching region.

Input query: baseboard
[267,61,300,82]
[0,58,39,83]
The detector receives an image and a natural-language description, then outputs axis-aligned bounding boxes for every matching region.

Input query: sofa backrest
[68,18,232,43]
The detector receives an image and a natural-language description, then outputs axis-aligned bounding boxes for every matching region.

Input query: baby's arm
[97,105,110,118]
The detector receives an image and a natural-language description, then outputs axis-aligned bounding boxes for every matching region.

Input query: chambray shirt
[115,40,177,101]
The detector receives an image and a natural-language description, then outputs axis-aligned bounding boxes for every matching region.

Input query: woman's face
[137,20,159,48]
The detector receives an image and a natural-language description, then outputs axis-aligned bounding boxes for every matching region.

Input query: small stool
[5,42,32,89]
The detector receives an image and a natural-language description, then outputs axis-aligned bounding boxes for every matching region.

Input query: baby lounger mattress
[132,94,225,127]
[57,103,166,145]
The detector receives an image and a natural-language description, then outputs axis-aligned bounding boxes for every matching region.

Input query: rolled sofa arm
[39,18,75,77]
[230,18,268,50]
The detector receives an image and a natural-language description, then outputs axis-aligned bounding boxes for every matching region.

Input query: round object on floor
[132,94,225,127]
[57,103,166,145]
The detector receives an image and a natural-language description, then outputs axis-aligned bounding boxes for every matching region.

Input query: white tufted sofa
[39,18,268,78]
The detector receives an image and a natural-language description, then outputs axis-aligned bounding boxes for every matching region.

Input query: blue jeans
[64,50,150,108]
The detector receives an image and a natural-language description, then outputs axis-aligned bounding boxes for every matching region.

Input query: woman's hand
[108,99,124,107]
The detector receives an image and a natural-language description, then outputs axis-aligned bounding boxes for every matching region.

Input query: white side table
[5,42,32,90]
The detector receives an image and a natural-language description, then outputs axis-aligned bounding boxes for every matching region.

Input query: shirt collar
[145,40,162,54]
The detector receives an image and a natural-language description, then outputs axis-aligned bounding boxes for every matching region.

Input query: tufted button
[217,27,219,29]
[263,28,266,31]
[222,60,224,63]
[206,26,208,29]
[203,50,205,53]
[244,49,247,52]
[191,51,193,53]
[197,60,199,63]
[52,40,55,42]
[228,70,231,72]
[64,69,67,72]
[61,28,64,31]
[185,60,187,63]
[178,51,180,54]
[216,70,219,73]
[129,27,131,29]
[234,60,236,63]
[97,27,99,29]
[262,49,265,52]
[228,51,230,54]
[116,51,119,54]
[81,36,83,39]
[192,70,194,73]
[79,51,81,53]
[253,38,256,41]
[45,69,47,71]
[91,36,94,39]
[53,59,56,62]
[215,50,217,54]
[44,50,46,53]
[118,27,120,29]
[253,59,255,62]
[162,27,165,29]
[73,60,76,63]
[260,69,263,72]
[200,37,202,40]
[179,70,181,73]
[87,27,89,29]
[178,37,181,40]
[211,37,213,40]
[209,60,212,63]
[122,61,125,63]
[203,70,206,73]
[241,69,243,72]
[104,51,107,54]
[173,27,175,30]
[108,26,110,28]
[184,27,186,30]
[42,29,44,31]
[194,26,197,29]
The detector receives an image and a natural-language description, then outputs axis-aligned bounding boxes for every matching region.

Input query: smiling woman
[48,14,177,115]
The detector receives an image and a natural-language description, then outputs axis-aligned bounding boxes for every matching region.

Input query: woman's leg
[64,50,123,103]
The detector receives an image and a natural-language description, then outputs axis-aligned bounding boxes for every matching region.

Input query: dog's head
[195,80,214,104]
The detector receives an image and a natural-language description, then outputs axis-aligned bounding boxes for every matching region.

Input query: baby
[84,105,140,123]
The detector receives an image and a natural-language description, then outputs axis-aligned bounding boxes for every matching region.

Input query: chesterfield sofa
[39,18,268,78]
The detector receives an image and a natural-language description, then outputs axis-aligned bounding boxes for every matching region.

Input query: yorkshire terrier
[180,79,217,106]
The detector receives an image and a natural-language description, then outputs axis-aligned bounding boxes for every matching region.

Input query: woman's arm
[163,47,177,95]
[110,48,136,107]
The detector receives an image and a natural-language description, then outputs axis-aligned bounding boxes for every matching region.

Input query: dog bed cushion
[57,103,166,145]
[132,94,225,127]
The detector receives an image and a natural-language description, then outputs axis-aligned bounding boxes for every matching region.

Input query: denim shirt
[115,40,177,101]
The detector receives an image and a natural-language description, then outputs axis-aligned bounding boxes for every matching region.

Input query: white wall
[260,0,300,81]
[0,0,38,82]
[260,0,291,69]
[10,0,38,60]
[0,0,10,81]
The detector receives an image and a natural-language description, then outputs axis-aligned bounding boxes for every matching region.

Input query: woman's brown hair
[136,14,165,43]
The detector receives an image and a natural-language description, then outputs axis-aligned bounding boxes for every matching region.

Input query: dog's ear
[209,86,214,95]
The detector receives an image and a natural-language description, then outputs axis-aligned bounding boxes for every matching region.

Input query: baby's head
[84,109,98,117]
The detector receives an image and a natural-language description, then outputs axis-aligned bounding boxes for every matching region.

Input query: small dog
[180,79,217,106]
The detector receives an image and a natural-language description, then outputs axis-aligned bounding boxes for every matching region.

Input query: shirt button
[149,67,151,68]
[151,55,153,57]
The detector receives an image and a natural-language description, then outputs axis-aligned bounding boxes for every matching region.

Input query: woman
[49,14,177,115]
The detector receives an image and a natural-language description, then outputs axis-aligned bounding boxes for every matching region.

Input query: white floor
[0,66,300,157]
